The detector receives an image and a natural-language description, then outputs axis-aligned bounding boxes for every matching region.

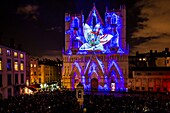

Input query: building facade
[128,48,170,92]
[30,58,62,89]
[0,45,27,99]
[62,4,128,91]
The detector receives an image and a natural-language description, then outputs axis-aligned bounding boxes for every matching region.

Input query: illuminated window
[0,48,1,54]
[0,58,2,70]
[14,52,18,57]
[7,50,11,56]
[20,62,24,71]
[14,61,18,71]
[20,53,24,59]
[34,64,36,67]
[30,64,33,67]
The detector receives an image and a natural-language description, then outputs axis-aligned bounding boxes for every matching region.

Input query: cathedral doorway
[91,78,98,92]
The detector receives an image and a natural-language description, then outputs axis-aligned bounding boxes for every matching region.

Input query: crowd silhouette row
[0,90,170,113]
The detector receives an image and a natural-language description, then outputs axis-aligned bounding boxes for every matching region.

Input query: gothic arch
[70,62,81,89]
[108,60,124,90]
[73,17,79,28]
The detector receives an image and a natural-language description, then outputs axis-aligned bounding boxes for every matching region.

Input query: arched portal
[91,78,98,92]
[108,61,124,91]
[71,64,81,90]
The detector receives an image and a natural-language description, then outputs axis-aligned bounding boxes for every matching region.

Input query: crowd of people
[0,90,170,113]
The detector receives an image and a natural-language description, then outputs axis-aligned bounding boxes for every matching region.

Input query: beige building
[0,45,26,99]
[30,58,62,89]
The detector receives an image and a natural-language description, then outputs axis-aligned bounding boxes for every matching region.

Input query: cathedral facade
[62,4,128,92]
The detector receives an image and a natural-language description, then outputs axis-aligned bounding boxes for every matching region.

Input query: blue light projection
[65,5,124,55]
[65,5,126,92]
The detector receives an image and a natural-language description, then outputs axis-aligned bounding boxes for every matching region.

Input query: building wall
[156,57,170,67]
[30,58,38,84]
[128,70,170,92]
[0,45,26,99]
[30,59,62,86]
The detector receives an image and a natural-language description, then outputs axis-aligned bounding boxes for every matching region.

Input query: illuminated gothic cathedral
[62,4,128,92]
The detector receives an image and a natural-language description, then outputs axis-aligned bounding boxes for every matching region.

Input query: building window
[21,74,24,83]
[0,74,2,87]
[8,74,12,85]
[159,73,163,75]
[0,48,1,54]
[39,78,41,83]
[7,50,11,56]
[148,73,151,75]
[30,64,33,67]
[7,59,11,71]
[0,58,2,70]
[20,62,24,71]
[14,61,18,71]
[136,73,141,75]
[15,74,18,84]
[8,88,12,98]
[164,87,167,91]
[14,52,18,57]
[20,53,24,59]
[142,87,145,90]
[136,87,139,90]
[34,64,36,67]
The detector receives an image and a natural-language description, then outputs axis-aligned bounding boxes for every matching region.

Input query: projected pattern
[63,4,127,92]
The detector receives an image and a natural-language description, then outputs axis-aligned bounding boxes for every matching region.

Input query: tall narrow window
[0,74,2,87]
[20,53,24,59]
[8,74,12,85]
[0,48,2,54]
[15,74,18,84]
[111,14,117,24]
[21,74,24,83]
[74,17,79,29]
[39,78,41,83]
[7,59,11,71]
[20,62,24,71]
[7,50,11,56]
[93,16,96,29]
[8,88,12,98]
[14,52,18,57]
[0,58,2,70]
[14,61,18,71]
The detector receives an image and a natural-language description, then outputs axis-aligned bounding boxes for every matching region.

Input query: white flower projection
[77,23,113,52]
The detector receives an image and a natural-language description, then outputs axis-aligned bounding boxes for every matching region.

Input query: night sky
[0,0,169,59]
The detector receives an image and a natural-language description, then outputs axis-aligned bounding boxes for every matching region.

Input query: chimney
[165,48,169,52]
[150,50,153,54]
[136,51,139,56]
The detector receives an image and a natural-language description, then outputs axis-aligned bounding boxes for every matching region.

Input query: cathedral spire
[86,3,104,27]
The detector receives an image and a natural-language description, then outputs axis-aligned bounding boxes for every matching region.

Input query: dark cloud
[131,0,170,54]
[17,4,39,20]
